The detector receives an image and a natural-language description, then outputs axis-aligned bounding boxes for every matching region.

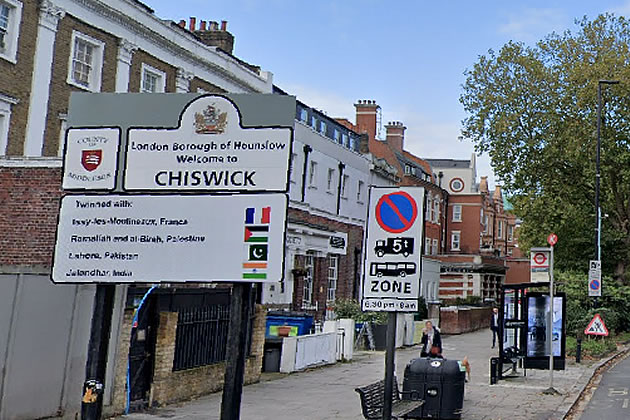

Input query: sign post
[55,93,294,419]
[544,233,558,395]
[361,187,424,419]
[588,260,602,297]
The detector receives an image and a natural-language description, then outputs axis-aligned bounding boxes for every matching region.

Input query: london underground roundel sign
[375,191,418,233]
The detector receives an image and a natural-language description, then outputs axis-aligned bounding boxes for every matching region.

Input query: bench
[355,379,424,420]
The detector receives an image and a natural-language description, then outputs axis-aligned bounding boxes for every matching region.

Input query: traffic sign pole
[544,233,558,395]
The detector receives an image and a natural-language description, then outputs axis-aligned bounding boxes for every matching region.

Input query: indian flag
[242,262,268,279]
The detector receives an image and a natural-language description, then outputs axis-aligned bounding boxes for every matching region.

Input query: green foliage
[556,270,630,335]
[417,296,429,319]
[332,298,388,324]
[460,14,630,282]
[566,335,617,358]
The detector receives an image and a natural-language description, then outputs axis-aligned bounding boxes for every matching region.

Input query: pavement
[116,329,601,420]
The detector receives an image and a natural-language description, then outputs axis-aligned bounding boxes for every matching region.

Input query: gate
[127,295,158,411]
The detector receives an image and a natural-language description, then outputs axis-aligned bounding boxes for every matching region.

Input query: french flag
[245,207,271,224]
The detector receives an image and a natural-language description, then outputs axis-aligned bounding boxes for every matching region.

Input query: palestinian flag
[244,225,269,243]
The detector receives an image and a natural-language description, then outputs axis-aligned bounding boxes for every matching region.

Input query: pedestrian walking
[491,307,500,348]
[420,320,442,357]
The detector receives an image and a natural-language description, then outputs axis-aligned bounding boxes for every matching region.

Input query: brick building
[0,1,273,418]
[336,99,445,303]
[426,158,519,301]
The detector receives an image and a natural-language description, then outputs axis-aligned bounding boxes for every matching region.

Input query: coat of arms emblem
[194,104,228,134]
[81,149,102,172]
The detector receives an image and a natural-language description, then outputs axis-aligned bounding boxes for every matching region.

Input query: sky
[148,0,630,188]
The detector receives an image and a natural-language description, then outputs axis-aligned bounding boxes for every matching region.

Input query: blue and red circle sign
[590,279,600,290]
[375,191,418,233]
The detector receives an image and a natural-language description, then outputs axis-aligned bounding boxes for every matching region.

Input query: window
[425,238,431,255]
[483,215,489,234]
[451,231,461,251]
[68,31,105,92]
[334,129,341,143]
[327,255,338,302]
[141,63,166,93]
[426,195,432,219]
[327,168,335,192]
[302,253,314,307]
[508,225,514,242]
[433,199,440,222]
[453,204,462,222]
[0,92,18,156]
[357,180,364,202]
[0,0,21,63]
[341,174,349,198]
[432,239,438,255]
[507,248,513,256]
[299,108,308,122]
[308,161,318,187]
[342,133,349,147]
[310,115,317,128]
[320,121,327,135]
[480,208,484,223]
[449,177,464,192]
[498,221,503,238]
[289,153,297,184]
[58,113,67,157]
[405,165,413,175]
[430,199,436,222]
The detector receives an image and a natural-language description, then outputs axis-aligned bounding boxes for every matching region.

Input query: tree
[460,14,630,282]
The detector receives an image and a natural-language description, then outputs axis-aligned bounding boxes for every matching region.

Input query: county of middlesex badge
[81,149,103,171]
[63,128,119,190]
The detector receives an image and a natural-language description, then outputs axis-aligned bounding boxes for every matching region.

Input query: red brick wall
[447,195,482,253]
[440,306,492,334]
[506,258,530,284]
[0,167,63,266]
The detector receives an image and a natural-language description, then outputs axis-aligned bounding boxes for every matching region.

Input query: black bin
[403,357,466,419]
[263,348,280,372]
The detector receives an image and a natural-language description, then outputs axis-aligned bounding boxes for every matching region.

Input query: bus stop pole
[546,245,556,393]
[383,312,397,420]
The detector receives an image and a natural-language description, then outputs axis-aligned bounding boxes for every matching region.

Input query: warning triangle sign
[584,313,609,336]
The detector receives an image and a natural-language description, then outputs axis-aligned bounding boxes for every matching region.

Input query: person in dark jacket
[491,307,500,348]
[420,320,442,357]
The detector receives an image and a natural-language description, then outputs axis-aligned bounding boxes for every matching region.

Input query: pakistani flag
[248,244,268,261]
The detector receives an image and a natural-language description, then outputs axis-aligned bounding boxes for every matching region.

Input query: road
[580,352,630,420]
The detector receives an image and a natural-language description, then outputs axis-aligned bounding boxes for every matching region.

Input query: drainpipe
[336,162,345,215]
[300,144,312,202]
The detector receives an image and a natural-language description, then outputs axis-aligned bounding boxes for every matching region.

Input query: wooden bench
[355,379,424,420]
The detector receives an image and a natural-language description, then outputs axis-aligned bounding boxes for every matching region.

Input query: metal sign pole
[81,284,116,419]
[544,245,558,395]
[220,282,254,420]
[382,312,397,420]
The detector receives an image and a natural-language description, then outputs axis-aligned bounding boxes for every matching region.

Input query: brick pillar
[150,312,179,405]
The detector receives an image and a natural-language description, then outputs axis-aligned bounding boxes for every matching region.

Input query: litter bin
[490,357,499,384]
[403,357,466,419]
[263,347,281,372]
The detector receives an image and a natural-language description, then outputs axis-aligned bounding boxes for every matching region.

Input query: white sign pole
[548,244,554,391]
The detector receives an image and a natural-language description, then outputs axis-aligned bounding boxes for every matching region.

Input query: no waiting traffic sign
[375,191,418,233]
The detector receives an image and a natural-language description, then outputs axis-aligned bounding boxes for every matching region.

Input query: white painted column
[175,67,194,93]
[23,0,65,157]
[115,39,137,93]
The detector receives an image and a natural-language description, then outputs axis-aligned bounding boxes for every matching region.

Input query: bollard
[490,357,499,385]
[576,338,582,363]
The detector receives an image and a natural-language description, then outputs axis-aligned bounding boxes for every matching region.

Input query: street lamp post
[596,80,619,264]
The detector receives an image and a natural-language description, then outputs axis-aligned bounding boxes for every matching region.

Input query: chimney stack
[192,18,234,54]
[354,99,380,153]
[189,16,196,31]
[385,121,406,152]
[178,20,186,28]
[479,176,489,194]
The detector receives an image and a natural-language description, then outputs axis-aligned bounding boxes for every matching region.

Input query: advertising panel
[524,293,566,370]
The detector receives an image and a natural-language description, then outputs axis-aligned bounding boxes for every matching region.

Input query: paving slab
[116,328,598,420]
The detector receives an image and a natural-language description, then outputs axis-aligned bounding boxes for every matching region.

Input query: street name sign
[588,260,602,297]
[530,247,551,283]
[584,313,609,336]
[52,194,287,283]
[362,187,424,312]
